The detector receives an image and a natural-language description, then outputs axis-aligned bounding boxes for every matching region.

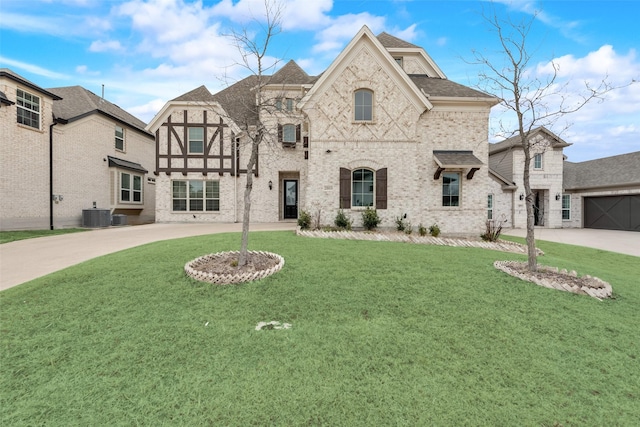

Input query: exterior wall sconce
[519,193,524,201]
[268,180,273,190]
[555,193,561,201]
[326,149,332,153]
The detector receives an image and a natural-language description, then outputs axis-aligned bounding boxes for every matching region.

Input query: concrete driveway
[502,228,640,257]
[0,222,297,291]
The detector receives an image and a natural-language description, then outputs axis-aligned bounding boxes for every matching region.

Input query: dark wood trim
[466,167,480,179]
[434,167,445,180]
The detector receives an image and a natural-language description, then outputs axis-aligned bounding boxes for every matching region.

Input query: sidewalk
[501,227,640,257]
[0,222,297,291]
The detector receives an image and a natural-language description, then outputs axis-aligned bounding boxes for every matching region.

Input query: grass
[0,228,88,244]
[1,231,639,426]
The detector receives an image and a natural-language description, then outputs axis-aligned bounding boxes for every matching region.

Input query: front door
[283,180,298,219]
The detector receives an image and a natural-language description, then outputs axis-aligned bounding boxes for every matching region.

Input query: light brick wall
[508,136,566,229]
[0,78,54,230]
[53,115,155,227]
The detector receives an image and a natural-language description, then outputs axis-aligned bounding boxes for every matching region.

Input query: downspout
[49,116,67,230]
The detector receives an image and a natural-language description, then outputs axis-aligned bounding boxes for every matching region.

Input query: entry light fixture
[519,193,524,201]
[268,180,273,190]
[555,193,561,201]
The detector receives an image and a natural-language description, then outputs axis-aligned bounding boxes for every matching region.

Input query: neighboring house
[0,69,155,230]
[147,26,499,234]
[488,127,571,229]
[488,127,640,232]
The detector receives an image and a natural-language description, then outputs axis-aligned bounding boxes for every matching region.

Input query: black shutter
[340,168,351,209]
[296,124,301,143]
[277,124,283,142]
[376,168,387,209]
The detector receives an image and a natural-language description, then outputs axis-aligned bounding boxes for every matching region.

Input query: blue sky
[1,0,638,162]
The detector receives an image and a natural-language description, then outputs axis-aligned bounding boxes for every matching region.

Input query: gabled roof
[0,68,62,100]
[564,151,640,190]
[489,126,571,154]
[171,85,217,102]
[47,86,151,136]
[489,169,517,190]
[267,60,317,86]
[299,25,433,112]
[377,32,420,49]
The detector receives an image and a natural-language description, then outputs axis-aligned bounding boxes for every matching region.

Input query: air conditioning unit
[111,214,128,226]
[82,209,111,228]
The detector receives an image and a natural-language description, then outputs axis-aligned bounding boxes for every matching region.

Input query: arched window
[352,168,374,207]
[354,89,373,121]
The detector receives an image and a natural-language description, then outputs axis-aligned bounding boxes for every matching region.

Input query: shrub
[362,207,382,231]
[395,216,406,232]
[481,218,504,242]
[429,223,440,237]
[418,223,427,236]
[334,209,352,230]
[297,210,312,230]
[404,222,413,235]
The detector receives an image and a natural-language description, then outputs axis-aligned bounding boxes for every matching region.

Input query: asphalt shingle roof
[489,127,571,154]
[47,86,150,135]
[377,32,420,49]
[410,75,496,99]
[563,151,640,190]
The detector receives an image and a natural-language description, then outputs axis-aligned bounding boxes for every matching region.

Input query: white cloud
[75,65,100,76]
[126,98,168,122]
[0,56,69,80]
[89,40,123,52]
[312,13,386,53]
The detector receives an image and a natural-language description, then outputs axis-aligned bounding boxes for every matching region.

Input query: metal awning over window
[433,150,484,180]
[107,156,148,174]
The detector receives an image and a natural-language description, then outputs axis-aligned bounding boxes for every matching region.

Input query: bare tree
[225,0,284,267]
[471,8,615,271]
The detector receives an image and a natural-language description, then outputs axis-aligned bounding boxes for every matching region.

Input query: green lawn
[1,231,638,426]
[0,228,88,244]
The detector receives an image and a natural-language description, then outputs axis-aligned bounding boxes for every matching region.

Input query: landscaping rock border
[297,229,543,255]
[185,250,285,285]
[494,260,612,300]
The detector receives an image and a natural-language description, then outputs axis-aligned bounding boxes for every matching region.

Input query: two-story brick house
[147,26,499,233]
[0,69,155,230]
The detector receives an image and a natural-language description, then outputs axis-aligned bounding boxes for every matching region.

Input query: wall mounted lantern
[268,180,273,190]
[555,193,561,201]
[519,193,524,201]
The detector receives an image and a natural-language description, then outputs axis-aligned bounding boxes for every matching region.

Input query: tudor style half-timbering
[149,26,499,233]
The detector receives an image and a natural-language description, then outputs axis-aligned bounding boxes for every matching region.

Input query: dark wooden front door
[283,180,298,219]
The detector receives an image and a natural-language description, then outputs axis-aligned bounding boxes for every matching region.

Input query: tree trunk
[238,137,260,267]
[522,140,538,272]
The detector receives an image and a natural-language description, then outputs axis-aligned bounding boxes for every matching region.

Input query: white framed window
[283,124,296,143]
[562,194,571,220]
[354,89,373,121]
[286,98,294,112]
[352,168,374,207]
[394,57,403,68]
[115,125,125,151]
[488,194,494,219]
[120,172,142,203]
[188,127,204,154]
[533,153,543,170]
[442,172,460,207]
[275,99,282,111]
[17,88,40,129]
[172,180,220,212]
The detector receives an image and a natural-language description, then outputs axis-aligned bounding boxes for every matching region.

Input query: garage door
[584,195,640,231]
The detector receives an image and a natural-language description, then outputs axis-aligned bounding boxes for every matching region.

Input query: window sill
[17,123,43,133]
[352,120,376,125]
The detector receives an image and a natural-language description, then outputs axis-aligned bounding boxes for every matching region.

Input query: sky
[1,0,638,162]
